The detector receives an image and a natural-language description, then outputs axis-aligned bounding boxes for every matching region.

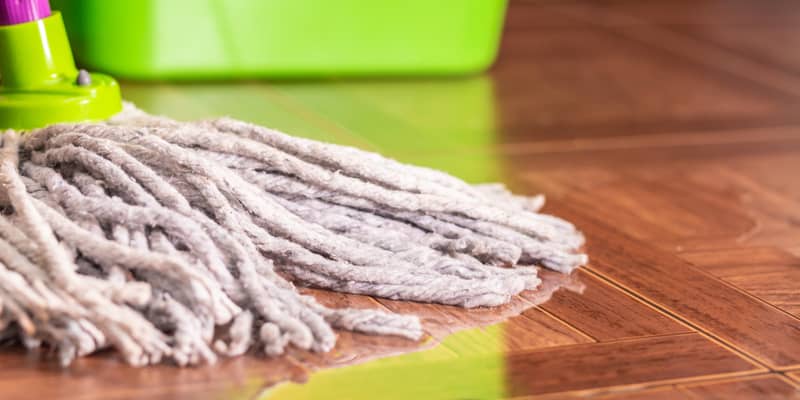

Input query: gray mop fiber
[0,104,586,367]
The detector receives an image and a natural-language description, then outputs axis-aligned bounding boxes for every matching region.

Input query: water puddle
[258,269,584,399]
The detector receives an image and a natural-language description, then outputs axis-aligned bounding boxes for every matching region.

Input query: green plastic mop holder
[0,11,121,130]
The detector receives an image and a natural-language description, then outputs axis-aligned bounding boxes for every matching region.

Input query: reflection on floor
[264,270,583,400]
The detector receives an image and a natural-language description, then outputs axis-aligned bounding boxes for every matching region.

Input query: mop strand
[0,104,587,367]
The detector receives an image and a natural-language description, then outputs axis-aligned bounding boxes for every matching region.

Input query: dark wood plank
[585,387,693,400]
[611,0,800,87]
[501,128,800,181]
[523,166,757,252]
[540,270,690,341]
[549,0,800,99]
[681,248,800,317]
[564,0,800,27]
[494,4,800,144]
[505,333,758,396]
[683,375,800,400]
[0,350,299,400]
[680,247,800,276]
[503,309,593,352]
[538,171,757,255]
[546,200,800,369]
[582,375,799,400]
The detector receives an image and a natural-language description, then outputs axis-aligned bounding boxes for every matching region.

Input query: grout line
[678,261,800,325]
[678,386,705,400]
[581,330,698,346]
[532,306,597,342]
[494,126,800,156]
[526,369,764,399]
[506,331,697,355]
[580,183,800,326]
[784,371,800,385]
[552,197,800,370]
[573,257,716,329]
[682,372,795,387]
[521,372,795,400]
[391,124,800,160]
[582,265,774,372]
[774,372,800,388]
[595,176,800,324]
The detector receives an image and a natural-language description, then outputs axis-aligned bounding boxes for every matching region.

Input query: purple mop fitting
[0,0,49,23]
[0,0,586,367]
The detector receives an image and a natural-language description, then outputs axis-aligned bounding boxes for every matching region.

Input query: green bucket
[51,0,508,80]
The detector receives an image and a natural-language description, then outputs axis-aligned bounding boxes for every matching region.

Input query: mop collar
[0,104,586,366]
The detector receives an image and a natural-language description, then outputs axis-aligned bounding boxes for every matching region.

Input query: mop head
[0,104,586,367]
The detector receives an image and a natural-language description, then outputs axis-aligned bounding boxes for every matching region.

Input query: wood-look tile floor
[4,1,800,399]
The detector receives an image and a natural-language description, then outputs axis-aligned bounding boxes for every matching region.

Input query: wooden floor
[5,0,800,398]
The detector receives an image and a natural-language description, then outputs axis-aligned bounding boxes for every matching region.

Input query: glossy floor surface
[4,0,800,398]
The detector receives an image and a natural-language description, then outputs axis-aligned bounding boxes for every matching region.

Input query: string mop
[0,1,586,367]
[0,105,587,366]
